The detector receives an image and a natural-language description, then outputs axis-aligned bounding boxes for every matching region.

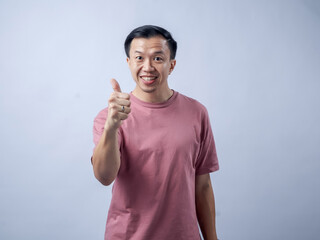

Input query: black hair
[124,25,177,60]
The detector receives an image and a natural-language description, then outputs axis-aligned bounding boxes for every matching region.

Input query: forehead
[130,36,170,55]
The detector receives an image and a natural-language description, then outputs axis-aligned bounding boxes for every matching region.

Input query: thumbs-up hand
[105,78,131,131]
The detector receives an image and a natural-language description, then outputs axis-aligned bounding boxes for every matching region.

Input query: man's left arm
[195,173,218,240]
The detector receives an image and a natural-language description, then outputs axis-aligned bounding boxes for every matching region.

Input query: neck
[132,88,173,103]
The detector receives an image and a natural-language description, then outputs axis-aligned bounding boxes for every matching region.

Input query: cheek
[129,63,137,73]
[133,63,142,71]
[159,63,168,71]
[163,64,171,74]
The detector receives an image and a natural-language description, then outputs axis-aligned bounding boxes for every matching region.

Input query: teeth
[141,77,156,81]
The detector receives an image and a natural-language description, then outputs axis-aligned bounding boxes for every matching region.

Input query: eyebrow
[154,51,165,55]
[133,50,165,55]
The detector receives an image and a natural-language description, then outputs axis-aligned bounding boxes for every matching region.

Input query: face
[127,36,176,101]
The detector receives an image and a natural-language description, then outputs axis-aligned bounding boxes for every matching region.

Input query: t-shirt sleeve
[92,108,108,149]
[91,108,122,163]
[195,107,219,175]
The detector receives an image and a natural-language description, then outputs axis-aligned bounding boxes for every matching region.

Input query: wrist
[104,119,120,133]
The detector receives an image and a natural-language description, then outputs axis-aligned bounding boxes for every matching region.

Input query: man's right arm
[92,79,131,186]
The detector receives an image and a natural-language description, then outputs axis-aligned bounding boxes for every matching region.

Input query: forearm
[195,183,218,240]
[92,128,120,186]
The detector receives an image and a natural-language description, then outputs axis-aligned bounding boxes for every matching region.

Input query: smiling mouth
[140,76,157,85]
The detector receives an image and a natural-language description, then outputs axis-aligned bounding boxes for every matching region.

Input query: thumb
[110,78,122,93]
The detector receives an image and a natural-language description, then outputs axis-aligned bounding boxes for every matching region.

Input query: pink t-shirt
[92,91,219,240]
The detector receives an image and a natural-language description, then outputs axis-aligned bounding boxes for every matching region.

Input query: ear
[169,59,176,74]
[126,57,130,64]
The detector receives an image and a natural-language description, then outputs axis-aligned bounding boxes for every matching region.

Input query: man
[92,25,219,240]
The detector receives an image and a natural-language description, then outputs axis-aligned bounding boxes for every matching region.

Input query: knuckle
[122,93,130,99]
[108,97,115,104]
[109,103,117,110]
[109,93,118,101]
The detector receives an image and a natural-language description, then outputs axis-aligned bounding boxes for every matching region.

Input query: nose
[142,59,154,72]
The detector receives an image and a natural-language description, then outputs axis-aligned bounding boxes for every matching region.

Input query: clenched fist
[104,78,131,131]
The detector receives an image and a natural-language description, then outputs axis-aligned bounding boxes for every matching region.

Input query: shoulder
[176,92,208,115]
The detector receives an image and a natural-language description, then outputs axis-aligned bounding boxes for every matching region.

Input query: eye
[136,56,143,61]
[154,56,163,62]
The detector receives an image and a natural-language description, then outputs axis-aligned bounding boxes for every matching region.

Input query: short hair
[124,25,177,60]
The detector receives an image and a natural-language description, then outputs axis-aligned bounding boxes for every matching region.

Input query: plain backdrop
[0,0,319,239]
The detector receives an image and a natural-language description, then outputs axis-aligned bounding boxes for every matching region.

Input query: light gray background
[1,0,319,239]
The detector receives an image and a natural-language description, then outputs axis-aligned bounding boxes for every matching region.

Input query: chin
[140,87,157,93]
